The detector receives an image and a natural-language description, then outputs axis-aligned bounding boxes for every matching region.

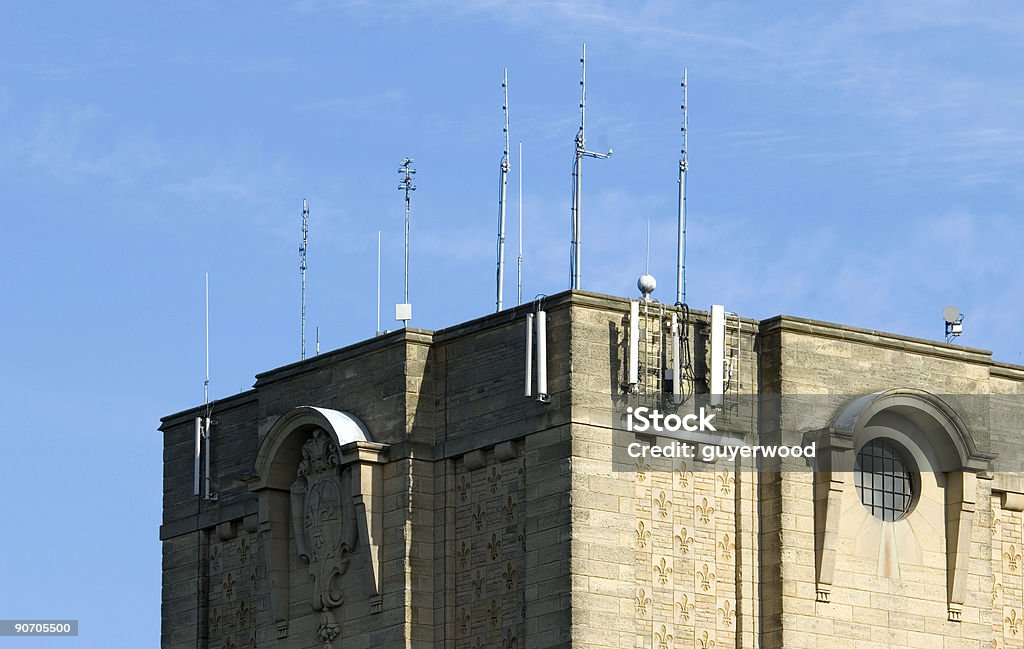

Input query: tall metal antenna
[315,325,320,356]
[676,69,688,306]
[376,229,382,335]
[299,198,309,359]
[397,158,416,326]
[202,271,214,501]
[204,271,209,408]
[570,43,612,290]
[496,68,510,312]
[517,141,523,306]
[195,271,211,497]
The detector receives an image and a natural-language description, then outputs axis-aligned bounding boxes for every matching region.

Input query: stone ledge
[760,315,993,365]
[159,498,256,540]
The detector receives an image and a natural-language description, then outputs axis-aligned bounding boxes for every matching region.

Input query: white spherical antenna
[638,274,657,300]
[943,306,960,323]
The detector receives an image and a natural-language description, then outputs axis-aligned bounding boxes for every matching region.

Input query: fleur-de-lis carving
[698,630,716,649]
[471,636,484,649]
[635,458,650,482]
[1007,609,1023,636]
[503,628,518,649]
[223,572,235,600]
[224,636,237,649]
[655,625,673,649]
[717,466,735,495]
[993,576,1003,606]
[674,463,692,489]
[459,606,470,635]
[518,530,526,553]
[237,599,249,626]
[697,563,716,592]
[635,588,652,616]
[1006,545,1022,572]
[675,594,695,622]
[654,491,672,519]
[717,600,735,627]
[718,533,735,561]
[636,521,652,549]
[457,474,471,503]
[473,570,484,598]
[489,466,502,494]
[248,568,257,591]
[655,557,673,585]
[237,537,250,564]
[473,504,485,532]
[210,545,222,573]
[488,599,500,628]
[696,497,715,524]
[992,514,1002,536]
[503,496,517,522]
[674,527,694,555]
[210,607,222,635]
[488,533,501,561]
[458,541,471,569]
[504,562,517,591]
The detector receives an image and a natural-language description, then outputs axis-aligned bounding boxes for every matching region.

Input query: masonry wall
[762,318,1023,649]
[563,296,762,649]
[160,295,578,649]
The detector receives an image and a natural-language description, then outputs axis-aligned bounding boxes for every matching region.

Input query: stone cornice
[760,314,993,365]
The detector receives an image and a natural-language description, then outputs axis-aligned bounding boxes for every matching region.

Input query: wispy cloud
[15,105,164,184]
[325,1,1024,188]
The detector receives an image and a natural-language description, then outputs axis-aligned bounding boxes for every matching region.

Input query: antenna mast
[202,271,215,501]
[496,69,510,312]
[397,158,416,326]
[204,271,209,408]
[299,199,309,359]
[376,229,382,335]
[676,69,688,306]
[570,43,612,290]
[517,141,523,306]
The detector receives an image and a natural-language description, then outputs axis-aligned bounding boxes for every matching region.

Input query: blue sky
[1,1,1022,645]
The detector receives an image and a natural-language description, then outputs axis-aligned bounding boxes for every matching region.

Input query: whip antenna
[676,70,688,306]
[517,141,523,306]
[299,199,309,358]
[496,68,510,312]
[569,43,612,290]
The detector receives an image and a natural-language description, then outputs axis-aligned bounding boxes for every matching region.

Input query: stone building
[159,289,1024,649]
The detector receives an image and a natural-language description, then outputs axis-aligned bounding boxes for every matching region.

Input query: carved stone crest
[290,429,356,646]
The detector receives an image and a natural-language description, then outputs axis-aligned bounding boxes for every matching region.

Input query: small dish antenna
[943,306,964,343]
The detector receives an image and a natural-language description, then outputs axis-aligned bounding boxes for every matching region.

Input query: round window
[854,439,915,522]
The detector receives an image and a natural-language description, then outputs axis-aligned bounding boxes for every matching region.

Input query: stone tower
[160,289,1024,648]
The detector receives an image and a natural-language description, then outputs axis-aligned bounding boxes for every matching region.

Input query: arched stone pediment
[828,388,991,473]
[252,406,371,491]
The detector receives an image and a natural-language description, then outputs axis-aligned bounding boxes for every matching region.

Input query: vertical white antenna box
[710,304,725,407]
